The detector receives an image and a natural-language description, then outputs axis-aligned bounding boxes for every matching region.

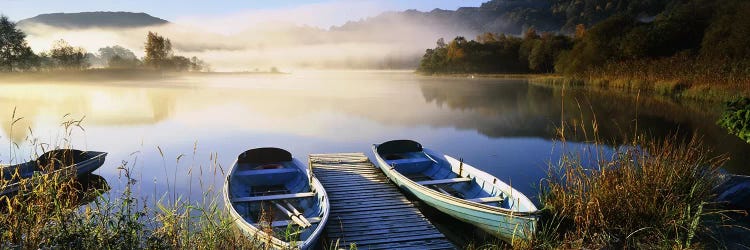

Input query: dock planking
[310,153,455,250]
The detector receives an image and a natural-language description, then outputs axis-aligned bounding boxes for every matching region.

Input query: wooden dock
[310,153,455,250]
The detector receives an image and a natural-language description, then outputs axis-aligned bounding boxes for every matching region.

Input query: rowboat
[371,140,539,242]
[223,147,329,249]
[1,149,108,197]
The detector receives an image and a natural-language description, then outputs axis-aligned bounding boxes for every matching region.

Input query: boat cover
[237,147,293,164]
[377,140,423,155]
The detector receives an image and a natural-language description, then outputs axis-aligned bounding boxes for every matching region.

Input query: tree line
[418,29,572,74]
[418,0,750,87]
[0,15,209,72]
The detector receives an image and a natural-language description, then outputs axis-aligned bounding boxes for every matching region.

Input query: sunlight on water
[1,71,749,205]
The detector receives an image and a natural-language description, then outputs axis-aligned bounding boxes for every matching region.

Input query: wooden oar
[283,200,312,227]
[272,201,308,228]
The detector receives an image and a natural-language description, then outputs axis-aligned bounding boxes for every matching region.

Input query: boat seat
[234,168,297,176]
[466,196,505,203]
[232,192,315,202]
[388,157,432,165]
[389,157,433,174]
[257,217,322,228]
[416,177,471,186]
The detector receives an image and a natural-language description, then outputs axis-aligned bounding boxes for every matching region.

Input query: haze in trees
[0,15,36,72]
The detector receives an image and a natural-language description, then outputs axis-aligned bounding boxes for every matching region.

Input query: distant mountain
[18,12,168,29]
[333,0,674,35]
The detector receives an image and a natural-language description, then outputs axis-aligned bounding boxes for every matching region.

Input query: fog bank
[20,2,477,71]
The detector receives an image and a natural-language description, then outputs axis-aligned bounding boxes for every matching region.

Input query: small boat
[224,147,329,249]
[1,149,108,197]
[372,140,539,242]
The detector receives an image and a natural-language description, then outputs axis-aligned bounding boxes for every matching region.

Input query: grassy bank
[526,107,749,249]
[0,115,262,249]
[1,151,261,249]
[529,56,750,102]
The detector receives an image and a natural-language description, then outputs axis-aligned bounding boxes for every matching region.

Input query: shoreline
[422,72,744,102]
[0,69,288,82]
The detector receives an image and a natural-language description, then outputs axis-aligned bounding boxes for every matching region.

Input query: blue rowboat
[1,149,107,197]
[372,140,539,242]
[223,147,329,249]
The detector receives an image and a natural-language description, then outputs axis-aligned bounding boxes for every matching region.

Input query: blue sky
[0,0,486,26]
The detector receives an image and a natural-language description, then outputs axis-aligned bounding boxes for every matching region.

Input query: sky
[0,0,486,27]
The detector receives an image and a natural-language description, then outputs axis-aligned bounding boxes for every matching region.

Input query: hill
[17,12,168,29]
[334,0,676,34]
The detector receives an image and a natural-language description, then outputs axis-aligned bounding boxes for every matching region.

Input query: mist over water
[1,72,748,205]
[19,3,479,71]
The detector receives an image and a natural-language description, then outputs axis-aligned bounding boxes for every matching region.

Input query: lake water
[2,71,749,242]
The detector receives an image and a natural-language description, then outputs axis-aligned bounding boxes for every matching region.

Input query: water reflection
[73,174,110,206]
[0,71,748,206]
[418,78,750,172]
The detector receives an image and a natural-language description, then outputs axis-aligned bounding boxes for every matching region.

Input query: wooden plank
[314,163,374,168]
[310,153,453,249]
[327,191,403,199]
[416,177,471,186]
[326,217,430,231]
[324,186,398,193]
[361,240,455,250]
[230,192,314,202]
[328,208,424,220]
[466,196,505,203]
[332,203,414,214]
[327,224,436,237]
[313,172,382,178]
[315,177,386,184]
[327,224,436,236]
[330,200,411,210]
[328,196,409,204]
[320,180,388,187]
[347,232,447,245]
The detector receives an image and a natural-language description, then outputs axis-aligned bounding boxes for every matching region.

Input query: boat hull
[0,150,107,197]
[372,145,537,242]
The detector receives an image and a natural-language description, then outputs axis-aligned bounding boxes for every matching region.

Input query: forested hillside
[417,0,750,100]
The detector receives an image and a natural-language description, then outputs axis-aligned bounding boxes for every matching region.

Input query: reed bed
[0,115,267,249]
[532,115,745,248]
[537,55,750,102]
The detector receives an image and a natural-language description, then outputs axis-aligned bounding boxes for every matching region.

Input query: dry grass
[0,114,267,249]
[532,115,739,248]
[584,56,750,101]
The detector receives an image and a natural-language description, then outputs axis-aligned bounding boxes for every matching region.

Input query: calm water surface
[2,71,748,242]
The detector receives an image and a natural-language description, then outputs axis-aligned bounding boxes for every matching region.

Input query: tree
[50,39,90,70]
[144,31,172,70]
[108,55,139,68]
[190,56,209,72]
[701,0,750,62]
[0,15,36,72]
[98,45,139,68]
[100,46,138,64]
[165,55,191,71]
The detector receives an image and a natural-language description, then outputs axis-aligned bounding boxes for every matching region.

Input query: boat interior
[376,140,516,210]
[228,148,323,241]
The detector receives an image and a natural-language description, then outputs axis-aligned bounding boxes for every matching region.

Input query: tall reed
[532,102,743,248]
[0,114,264,249]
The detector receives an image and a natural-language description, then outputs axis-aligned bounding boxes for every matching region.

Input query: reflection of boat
[0,149,107,196]
[224,148,329,249]
[73,174,111,205]
[372,140,539,242]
